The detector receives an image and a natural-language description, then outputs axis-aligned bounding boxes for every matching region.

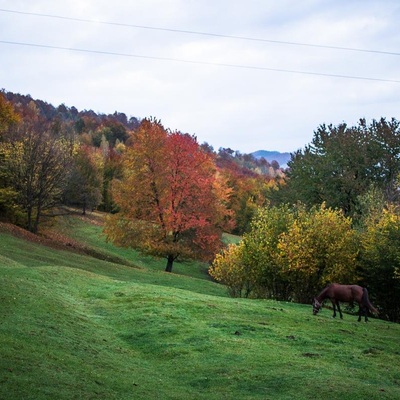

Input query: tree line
[0,91,282,265]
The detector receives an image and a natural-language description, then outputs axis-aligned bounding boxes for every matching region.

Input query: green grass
[56,214,214,280]
[1,216,400,399]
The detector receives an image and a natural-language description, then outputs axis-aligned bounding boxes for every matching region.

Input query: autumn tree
[98,145,124,213]
[210,203,358,303]
[2,115,73,232]
[92,121,128,147]
[216,150,273,235]
[63,145,103,214]
[104,118,231,272]
[210,242,251,297]
[278,204,358,303]
[0,92,20,136]
[209,204,293,299]
[242,204,294,299]
[0,94,21,221]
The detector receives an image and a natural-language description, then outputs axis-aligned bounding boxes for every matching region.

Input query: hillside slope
[1,217,400,399]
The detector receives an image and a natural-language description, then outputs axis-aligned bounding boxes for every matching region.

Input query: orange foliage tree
[104,118,232,272]
[0,93,20,135]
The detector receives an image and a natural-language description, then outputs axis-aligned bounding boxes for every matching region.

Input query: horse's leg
[331,300,337,318]
[336,302,343,319]
[363,306,369,322]
[358,305,368,322]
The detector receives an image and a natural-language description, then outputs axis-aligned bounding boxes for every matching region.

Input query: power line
[1,8,399,57]
[1,39,400,84]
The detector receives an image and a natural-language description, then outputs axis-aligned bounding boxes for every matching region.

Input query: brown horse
[313,283,378,322]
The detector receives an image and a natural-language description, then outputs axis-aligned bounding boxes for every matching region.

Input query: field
[1,214,400,399]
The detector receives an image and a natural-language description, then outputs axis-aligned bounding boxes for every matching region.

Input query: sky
[0,1,399,154]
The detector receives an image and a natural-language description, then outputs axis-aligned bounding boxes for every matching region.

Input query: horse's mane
[316,284,331,301]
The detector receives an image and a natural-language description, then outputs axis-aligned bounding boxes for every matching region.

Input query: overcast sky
[1,1,399,153]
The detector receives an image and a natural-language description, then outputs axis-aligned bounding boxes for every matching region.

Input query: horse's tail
[362,288,378,314]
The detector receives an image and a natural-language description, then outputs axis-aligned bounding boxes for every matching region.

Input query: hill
[1,214,400,399]
[252,150,291,168]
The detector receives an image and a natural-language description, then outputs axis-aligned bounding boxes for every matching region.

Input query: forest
[1,89,399,322]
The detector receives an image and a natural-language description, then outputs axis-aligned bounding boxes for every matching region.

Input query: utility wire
[0,8,399,57]
[1,40,399,84]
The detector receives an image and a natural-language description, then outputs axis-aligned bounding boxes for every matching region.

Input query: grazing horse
[312,283,378,322]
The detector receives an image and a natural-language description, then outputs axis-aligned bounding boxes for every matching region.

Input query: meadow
[1,214,400,399]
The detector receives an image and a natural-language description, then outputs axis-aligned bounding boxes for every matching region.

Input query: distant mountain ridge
[251,150,291,168]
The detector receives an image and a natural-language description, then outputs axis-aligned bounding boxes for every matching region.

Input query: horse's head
[312,298,322,315]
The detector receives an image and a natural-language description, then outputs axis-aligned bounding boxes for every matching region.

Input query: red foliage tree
[104,118,231,272]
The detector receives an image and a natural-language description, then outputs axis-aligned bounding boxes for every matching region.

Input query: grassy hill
[1,214,400,399]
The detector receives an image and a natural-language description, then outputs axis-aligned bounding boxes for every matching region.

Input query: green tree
[360,205,400,322]
[368,118,400,203]
[283,119,400,221]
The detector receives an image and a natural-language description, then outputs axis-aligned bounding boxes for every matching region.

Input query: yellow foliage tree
[209,242,251,297]
[210,204,293,299]
[0,93,20,136]
[211,203,358,302]
[278,204,358,302]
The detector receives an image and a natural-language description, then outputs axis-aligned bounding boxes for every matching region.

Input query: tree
[99,147,123,212]
[104,118,231,272]
[209,242,251,297]
[368,118,400,203]
[0,94,21,221]
[2,120,72,232]
[63,146,103,214]
[278,204,358,303]
[360,205,400,322]
[209,204,293,299]
[210,203,358,303]
[243,204,294,299]
[282,119,400,221]
[0,92,20,136]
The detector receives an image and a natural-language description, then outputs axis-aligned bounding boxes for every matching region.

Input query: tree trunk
[165,255,174,272]
[33,198,43,234]
[33,212,40,234]
[82,197,87,215]
[27,206,33,233]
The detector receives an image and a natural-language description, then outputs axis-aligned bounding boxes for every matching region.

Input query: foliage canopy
[105,118,232,272]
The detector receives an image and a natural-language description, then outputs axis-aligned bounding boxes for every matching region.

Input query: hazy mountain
[251,150,291,168]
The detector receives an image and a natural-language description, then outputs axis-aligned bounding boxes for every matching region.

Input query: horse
[312,283,378,322]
